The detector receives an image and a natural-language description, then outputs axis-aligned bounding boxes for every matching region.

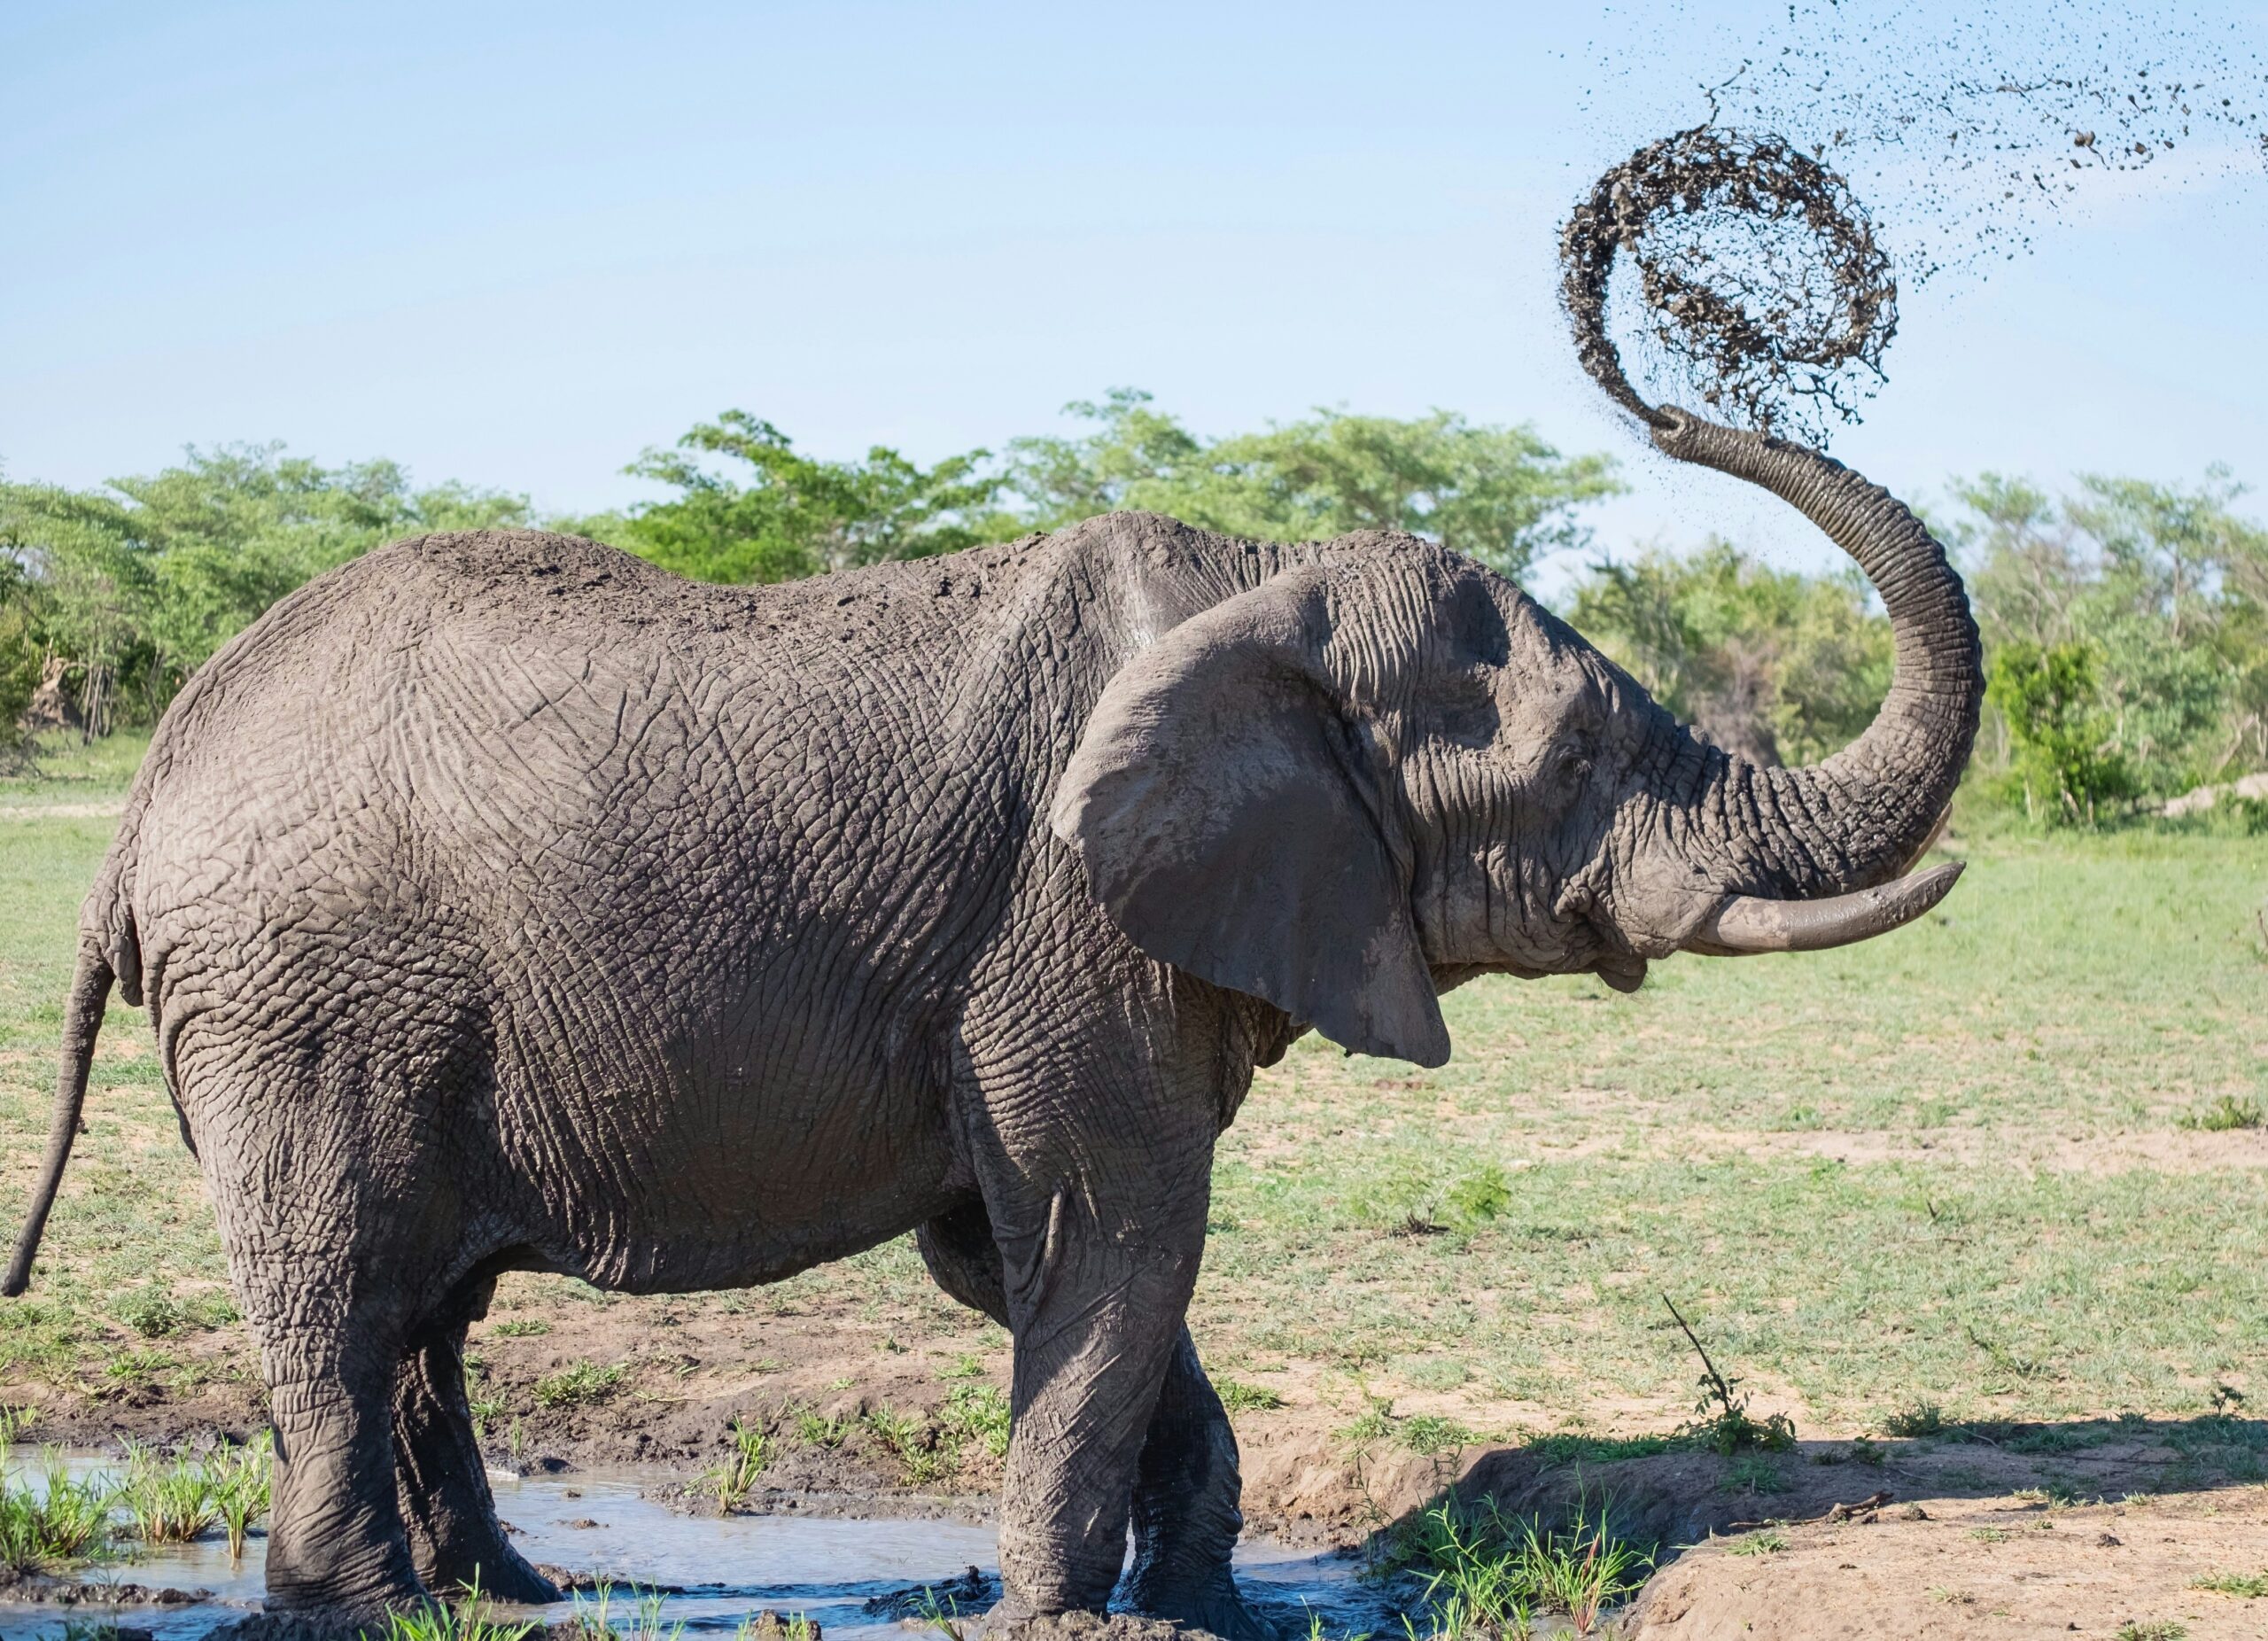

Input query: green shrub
[1987,641,2137,826]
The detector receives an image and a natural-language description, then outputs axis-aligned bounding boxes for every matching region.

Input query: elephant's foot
[977,1605,1237,1641]
[1117,1571,1283,1641]
[426,1538,561,1604]
[206,1604,414,1641]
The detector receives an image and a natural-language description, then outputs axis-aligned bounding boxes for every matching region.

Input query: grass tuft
[532,1361,623,1409]
[1216,1378,1287,1413]
[704,1414,769,1513]
[2192,1568,2268,1598]
[119,1438,220,1542]
[2176,1094,2264,1132]
[369,1572,540,1641]
[0,1450,114,1570]
[1386,1492,1652,1636]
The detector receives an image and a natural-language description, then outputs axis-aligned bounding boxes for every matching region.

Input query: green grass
[119,1439,221,1542]
[532,1361,624,1408]
[859,1385,1011,1484]
[705,1414,770,1512]
[0,1450,116,1570]
[1386,1493,1653,1634]
[2193,1567,2268,1598]
[2178,1093,2264,1132]
[1197,828,2268,1428]
[1215,1378,1287,1413]
[1,741,2264,1448]
[367,1572,538,1641]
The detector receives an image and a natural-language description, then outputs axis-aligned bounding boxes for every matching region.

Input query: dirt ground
[8,1287,2265,1637]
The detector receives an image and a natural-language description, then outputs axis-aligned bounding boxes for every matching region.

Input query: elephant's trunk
[1649,408,1982,929]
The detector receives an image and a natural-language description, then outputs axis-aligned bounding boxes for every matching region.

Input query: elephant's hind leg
[392,1276,562,1602]
[247,1293,424,1611]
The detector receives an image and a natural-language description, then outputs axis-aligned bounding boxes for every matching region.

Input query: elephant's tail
[4,945,114,1296]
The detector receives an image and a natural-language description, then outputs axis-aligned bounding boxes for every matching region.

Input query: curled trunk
[1651,408,1982,902]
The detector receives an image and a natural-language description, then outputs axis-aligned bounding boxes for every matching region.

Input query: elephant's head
[1049,407,1981,1069]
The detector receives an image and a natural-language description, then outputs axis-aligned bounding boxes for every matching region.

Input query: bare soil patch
[1626,1489,2268,1639]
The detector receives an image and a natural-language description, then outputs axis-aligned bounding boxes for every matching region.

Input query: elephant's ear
[1049,572,1450,1068]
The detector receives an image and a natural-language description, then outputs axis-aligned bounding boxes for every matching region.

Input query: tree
[1985,641,2135,826]
[1563,541,1891,766]
[1947,467,2268,797]
[1,446,528,729]
[617,412,1012,584]
[1002,390,1620,580]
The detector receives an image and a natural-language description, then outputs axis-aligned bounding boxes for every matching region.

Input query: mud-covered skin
[14,408,1978,1629]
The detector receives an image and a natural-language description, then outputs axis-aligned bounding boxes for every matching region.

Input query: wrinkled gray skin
[5,409,1977,1632]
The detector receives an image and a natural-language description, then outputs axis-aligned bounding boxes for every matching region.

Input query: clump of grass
[373,1572,540,1641]
[120,1439,219,1543]
[1726,1528,1788,1556]
[2178,1094,2264,1132]
[532,1361,623,1409]
[2192,1568,2268,1598]
[568,1576,620,1638]
[1523,1429,1682,1467]
[913,1586,970,1640]
[705,1415,769,1512]
[1848,1435,1886,1466]
[865,1405,951,1485]
[792,1405,852,1449]
[1389,1493,1651,1637]
[1445,1164,1511,1229]
[628,1584,685,1641]
[734,1613,818,1641]
[2114,1622,2187,1641]
[863,1386,1014,1483]
[489,1318,550,1338]
[1719,1454,1786,1496]
[1881,1401,1944,1437]
[112,1287,188,1339]
[937,1383,1011,1462]
[1216,1379,1286,1413]
[1398,1415,1474,1458]
[1662,1296,1794,1456]
[0,1450,115,1570]
[212,1433,272,1558]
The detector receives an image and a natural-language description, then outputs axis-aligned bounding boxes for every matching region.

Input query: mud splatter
[1567,3,2266,440]
[1561,126,1897,441]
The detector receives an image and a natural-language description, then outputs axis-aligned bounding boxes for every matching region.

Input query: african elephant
[4,405,1977,1632]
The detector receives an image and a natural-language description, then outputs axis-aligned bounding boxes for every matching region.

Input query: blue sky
[4,1,2263,594]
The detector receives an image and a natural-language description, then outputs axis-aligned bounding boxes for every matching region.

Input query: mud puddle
[0,1450,1412,1640]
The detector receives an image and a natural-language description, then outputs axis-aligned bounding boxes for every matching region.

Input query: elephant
[3,403,1977,1633]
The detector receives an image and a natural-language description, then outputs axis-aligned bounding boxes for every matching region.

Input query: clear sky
[4,1,2263,594]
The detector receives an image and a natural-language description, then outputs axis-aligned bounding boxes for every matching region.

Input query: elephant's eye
[1555,747,1594,785]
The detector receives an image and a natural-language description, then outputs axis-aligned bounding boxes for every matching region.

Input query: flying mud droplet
[1561,126,1898,447]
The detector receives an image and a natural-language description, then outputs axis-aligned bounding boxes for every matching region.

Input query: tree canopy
[0,447,527,732]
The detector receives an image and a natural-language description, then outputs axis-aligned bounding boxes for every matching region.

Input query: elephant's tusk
[1684,860,1965,957]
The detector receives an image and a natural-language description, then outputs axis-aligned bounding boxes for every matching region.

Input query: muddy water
[0,1451,1407,1640]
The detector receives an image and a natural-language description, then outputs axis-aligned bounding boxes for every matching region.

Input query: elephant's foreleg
[1121,1330,1269,1641]
[918,1201,1271,1638]
[392,1279,561,1602]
